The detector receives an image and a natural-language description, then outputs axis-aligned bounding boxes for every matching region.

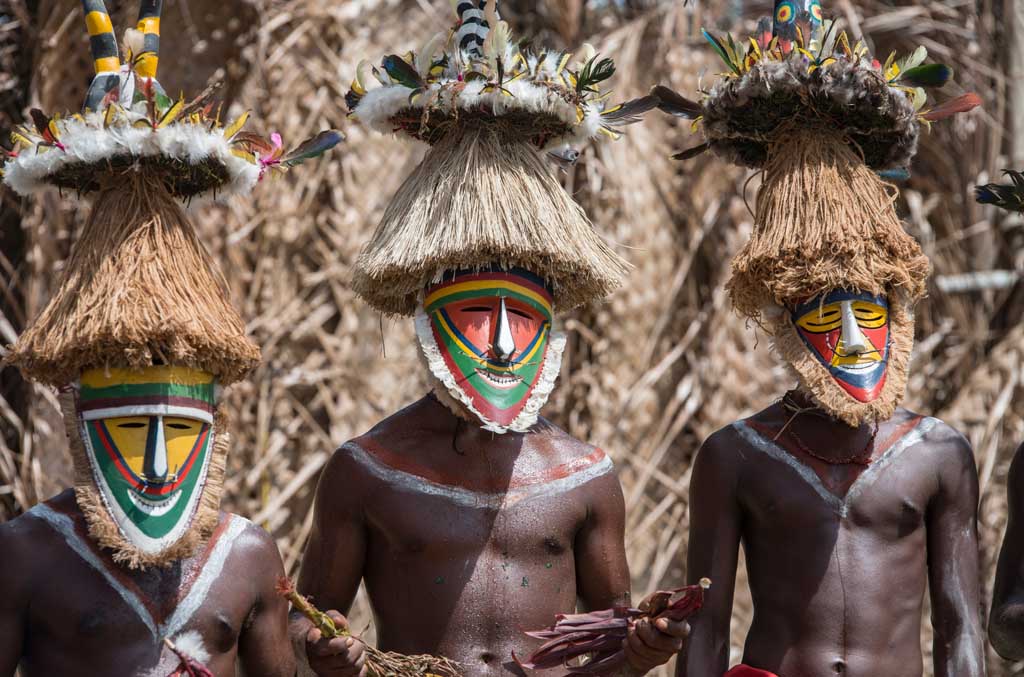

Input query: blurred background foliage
[0,0,1021,674]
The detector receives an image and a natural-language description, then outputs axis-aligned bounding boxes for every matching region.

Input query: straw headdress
[652,6,979,315]
[650,1,980,423]
[347,0,650,315]
[2,0,342,385]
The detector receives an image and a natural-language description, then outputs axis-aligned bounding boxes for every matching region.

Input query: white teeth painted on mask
[475,368,522,389]
[126,488,181,516]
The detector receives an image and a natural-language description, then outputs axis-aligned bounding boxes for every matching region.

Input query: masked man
[975,171,1024,661]
[292,3,687,675]
[653,2,985,675]
[0,2,337,674]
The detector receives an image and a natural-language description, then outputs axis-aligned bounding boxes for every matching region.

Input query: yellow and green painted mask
[415,267,567,434]
[75,366,219,558]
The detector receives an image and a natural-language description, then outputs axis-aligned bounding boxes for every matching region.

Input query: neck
[428,384,478,424]
[784,388,878,438]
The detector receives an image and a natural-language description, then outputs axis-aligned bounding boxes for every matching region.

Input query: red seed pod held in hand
[516,578,711,674]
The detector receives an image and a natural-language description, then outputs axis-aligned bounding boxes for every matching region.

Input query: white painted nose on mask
[493,298,517,362]
[840,300,868,355]
[149,416,169,480]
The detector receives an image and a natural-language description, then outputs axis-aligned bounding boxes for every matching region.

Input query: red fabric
[724,666,779,677]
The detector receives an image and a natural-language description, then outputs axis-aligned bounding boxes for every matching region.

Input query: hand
[622,617,689,674]
[305,610,367,677]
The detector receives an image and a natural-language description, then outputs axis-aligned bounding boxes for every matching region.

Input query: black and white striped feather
[454,0,499,57]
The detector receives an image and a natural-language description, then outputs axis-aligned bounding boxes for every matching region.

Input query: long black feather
[651,85,703,119]
[672,142,710,161]
[601,95,659,126]
[976,170,1024,212]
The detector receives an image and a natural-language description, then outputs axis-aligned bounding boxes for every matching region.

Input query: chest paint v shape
[28,501,246,641]
[733,416,936,516]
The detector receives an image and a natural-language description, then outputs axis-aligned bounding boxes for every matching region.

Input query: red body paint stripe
[355,436,607,493]
[79,395,215,413]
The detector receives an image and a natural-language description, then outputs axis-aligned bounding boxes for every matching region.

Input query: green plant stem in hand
[276,578,462,677]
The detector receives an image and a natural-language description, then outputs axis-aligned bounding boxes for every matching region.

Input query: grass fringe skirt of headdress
[352,124,630,316]
[63,392,229,570]
[6,172,259,386]
[728,126,930,322]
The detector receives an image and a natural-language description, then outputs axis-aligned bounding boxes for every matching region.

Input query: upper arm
[237,525,297,677]
[925,426,984,676]
[296,444,369,614]
[0,520,30,675]
[574,459,630,611]
[680,429,742,677]
[990,442,1024,659]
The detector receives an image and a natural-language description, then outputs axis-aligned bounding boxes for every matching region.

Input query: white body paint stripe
[732,416,938,517]
[27,503,158,638]
[27,504,247,639]
[161,515,247,637]
[81,405,214,424]
[343,442,614,510]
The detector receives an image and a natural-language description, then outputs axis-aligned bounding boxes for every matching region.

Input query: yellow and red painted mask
[75,365,218,557]
[415,267,566,433]
[792,290,890,403]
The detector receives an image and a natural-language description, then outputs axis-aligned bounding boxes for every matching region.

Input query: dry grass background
[0,0,1020,674]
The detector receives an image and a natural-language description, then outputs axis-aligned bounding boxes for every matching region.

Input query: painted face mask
[74,366,221,562]
[415,267,567,433]
[792,290,890,403]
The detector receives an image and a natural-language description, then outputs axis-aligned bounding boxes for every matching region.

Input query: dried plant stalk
[276,578,462,677]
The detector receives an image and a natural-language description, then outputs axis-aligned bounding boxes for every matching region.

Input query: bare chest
[734,418,937,540]
[24,506,253,675]
[348,440,609,558]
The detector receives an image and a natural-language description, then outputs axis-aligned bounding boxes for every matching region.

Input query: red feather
[923,92,982,122]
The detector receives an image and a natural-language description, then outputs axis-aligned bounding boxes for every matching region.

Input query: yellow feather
[156,99,184,129]
[222,110,250,139]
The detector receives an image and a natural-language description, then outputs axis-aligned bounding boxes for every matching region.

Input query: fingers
[327,610,351,631]
[654,617,690,641]
[624,618,685,671]
[304,611,365,677]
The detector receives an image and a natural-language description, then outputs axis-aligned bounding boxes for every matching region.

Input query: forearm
[0,602,25,674]
[676,620,727,677]
[990,597,1024,661]
[933,624,985,677]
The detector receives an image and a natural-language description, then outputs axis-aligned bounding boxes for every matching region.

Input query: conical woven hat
[6,171,260,385]
[353,124,630,316]
[727,127,930,322]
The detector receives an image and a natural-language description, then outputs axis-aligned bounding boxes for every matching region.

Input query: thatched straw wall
[0,0,1019,674]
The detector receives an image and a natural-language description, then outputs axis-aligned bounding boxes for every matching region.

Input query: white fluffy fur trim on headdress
[3,112,259,201]
[353,79,604,150]
[414,307,566,433]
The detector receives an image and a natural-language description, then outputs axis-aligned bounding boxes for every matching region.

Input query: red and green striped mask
[76,366,218,557]
[417,268,563,433]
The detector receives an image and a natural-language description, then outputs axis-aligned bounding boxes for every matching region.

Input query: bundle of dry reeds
[0,0,1018,675]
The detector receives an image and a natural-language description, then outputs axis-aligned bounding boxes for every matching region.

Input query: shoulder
[533,417,605,460]
[223,514,285,576]
[0,491,80,585]
[909,412,975,467]
[900,412,978,495]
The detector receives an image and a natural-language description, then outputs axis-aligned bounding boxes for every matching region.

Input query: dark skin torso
[990,442,1024,659]
[682,396,984,677]
[0,489,295,677]
[297,395,631,675]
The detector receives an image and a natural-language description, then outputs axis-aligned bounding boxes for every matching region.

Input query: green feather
[283,130,345,167]
[897,63,953,88]
[702,29,740,75]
